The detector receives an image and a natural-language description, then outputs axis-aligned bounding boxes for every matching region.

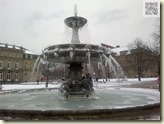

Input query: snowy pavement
[0,77,158,91]
[1,82,60,91]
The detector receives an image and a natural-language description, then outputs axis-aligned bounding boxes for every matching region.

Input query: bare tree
[152,18,160,47]
[147,18,160,75]
[127,38,150,81]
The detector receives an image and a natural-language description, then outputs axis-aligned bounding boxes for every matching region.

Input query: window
[30,55,33,59]
[25,54,28,59]
[15,72,18,81]
[15,62,19,70]
[7,72,11,81]
[0,61,3,69]
[7,62,11,69]
[33,55,38,59]
[30,64,33,70]
[0,72,3,81]
[25,65,27,69]
[8,52,12,56]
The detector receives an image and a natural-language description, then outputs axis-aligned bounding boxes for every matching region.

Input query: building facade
[0,43,42,83]
[111,46,159,78]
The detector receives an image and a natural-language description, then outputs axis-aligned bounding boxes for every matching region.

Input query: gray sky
[0,0,159,54]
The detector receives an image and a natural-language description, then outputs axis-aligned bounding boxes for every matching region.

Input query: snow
[0,44,5,47]
[111,46,128,55]
[1,82,60,91]
[0,43,20,50]
[0,77,157,91]
[93,77,157,87]
[98,77,157,82]
[24,49,37,55]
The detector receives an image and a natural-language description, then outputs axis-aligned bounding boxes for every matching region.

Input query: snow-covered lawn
[1,82,60,91]
[0,77,157,91]
[98,77,157,82]
[95,77,158,87]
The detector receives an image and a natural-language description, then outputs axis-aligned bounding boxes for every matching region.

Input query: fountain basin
[0,88,160,120]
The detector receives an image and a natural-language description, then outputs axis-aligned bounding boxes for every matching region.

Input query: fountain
[39,5,126,98]
[0,5,160,120]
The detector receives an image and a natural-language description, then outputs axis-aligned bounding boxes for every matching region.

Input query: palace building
[0,43,42,84]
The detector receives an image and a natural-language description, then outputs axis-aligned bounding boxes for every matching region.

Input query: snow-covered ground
[98,77,157,82]
[0,77,157,91]
[0,82,60,91]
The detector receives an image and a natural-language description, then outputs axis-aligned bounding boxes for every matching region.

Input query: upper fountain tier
[64,16,87,29]
[64,4,87,29]
[64,5,87,44]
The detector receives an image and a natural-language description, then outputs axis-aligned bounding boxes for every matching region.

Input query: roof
[101,43,114,49]
[0,43,38,55]
[0,43,20,50]
[111,46,129,56]
[24,48,38,55]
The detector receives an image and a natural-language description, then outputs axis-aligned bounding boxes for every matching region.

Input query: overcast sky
[0,0,160,54]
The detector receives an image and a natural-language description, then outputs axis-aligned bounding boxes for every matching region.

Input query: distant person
[45,75,49,87]
[0,82,2,90]
[96,77,98,81]
[37,76,39,85]
[37,79,39,85]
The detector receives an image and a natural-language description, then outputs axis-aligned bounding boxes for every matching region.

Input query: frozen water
[0,88,159,110]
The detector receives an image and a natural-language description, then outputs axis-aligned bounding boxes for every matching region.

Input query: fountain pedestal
[68,62,83,80]
[59,62,94,98]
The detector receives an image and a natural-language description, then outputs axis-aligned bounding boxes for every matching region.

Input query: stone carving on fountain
[40,5,125,98]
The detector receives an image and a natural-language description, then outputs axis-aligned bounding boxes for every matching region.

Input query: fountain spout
[74,4,77,17]
[29,56,41,82]
[102,54,126,82]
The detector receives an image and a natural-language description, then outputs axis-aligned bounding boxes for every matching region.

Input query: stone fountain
[40,5,125,98]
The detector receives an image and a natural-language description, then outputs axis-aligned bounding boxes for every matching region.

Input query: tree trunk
[138,74,141,81]
[137,65,141,81]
